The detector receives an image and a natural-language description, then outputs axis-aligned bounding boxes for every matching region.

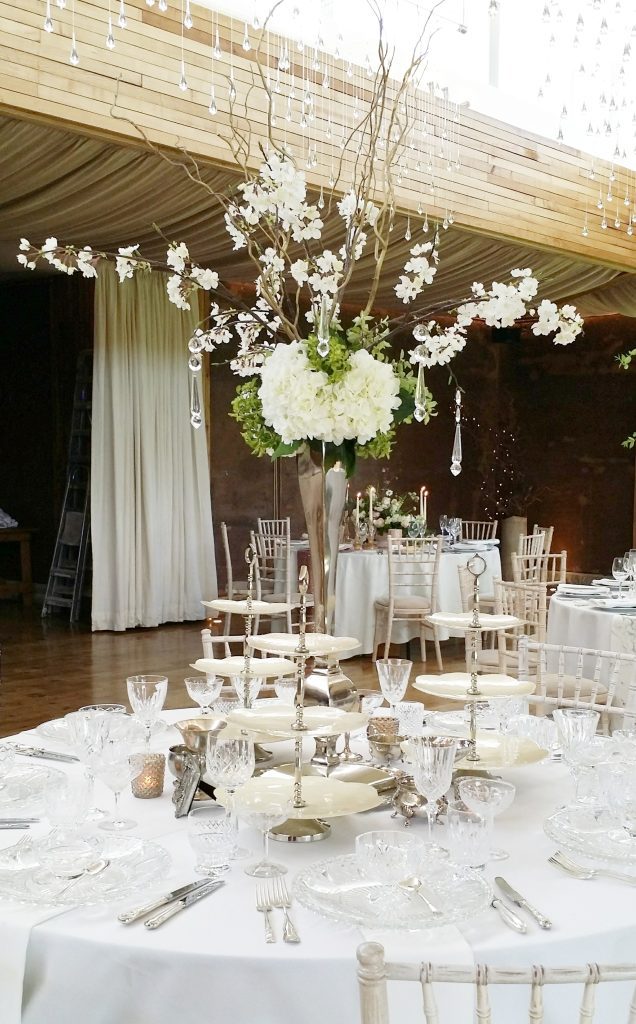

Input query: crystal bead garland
[316,297,330,357]
[450,388,462,476]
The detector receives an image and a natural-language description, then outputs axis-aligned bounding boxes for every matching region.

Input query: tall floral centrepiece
[16,6,585,631]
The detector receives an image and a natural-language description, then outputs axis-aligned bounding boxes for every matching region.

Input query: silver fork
[256,884,276,943]
[269,876,300,944]
[549,850,636,885]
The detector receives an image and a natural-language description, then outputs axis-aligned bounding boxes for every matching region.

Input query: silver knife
[11,745,79,763]
[495,876,552,930]
[0,823,31,830]
[0,818,39,824]
[144,879,225,929]
[118,879,214,924]
[491,897,527,934]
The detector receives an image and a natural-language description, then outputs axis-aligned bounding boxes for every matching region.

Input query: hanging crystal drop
[44,0,53,32]
[450,389,462,475]
[316,298,330,357]
[228,76,237,103]
[423,216,429,233]
[404,217,411,242]
[253,11,260,29]
[317,185,324,210]
[106,15,115,49]
[118,0,127,27]
[242,22,251,51]
[57,0,66,7]
[69,33,79,65]
[322,71,330,89]
[601,215,608,229]
[628,224,634,237]
[208,83,217,115]
[190,375,202,429]
[346,61,353,77]
[188,353,202,373]
[300,112,308,129]
[414,363,427,423]
[146,0,155,5]
[179,61,188,90]
[183,0,193,29]
[285,97,292,122]
[582,224,589,237]
[158,0,167,9]
[614,215,621,228]
[328,173,335,187]
[213,28,221,58]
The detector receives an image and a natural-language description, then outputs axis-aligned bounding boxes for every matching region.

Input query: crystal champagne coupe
[235,794,292,877]
[458,777,516,860]
[185,675,222,715]
[612,557,629,596]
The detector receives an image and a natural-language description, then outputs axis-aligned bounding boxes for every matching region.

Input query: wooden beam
[2,0,636,270]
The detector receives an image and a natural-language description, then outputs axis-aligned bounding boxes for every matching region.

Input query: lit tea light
[130,753,165,799]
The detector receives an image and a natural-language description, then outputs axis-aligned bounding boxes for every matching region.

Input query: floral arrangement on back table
[16,5,583,478]
[354,490,418,534]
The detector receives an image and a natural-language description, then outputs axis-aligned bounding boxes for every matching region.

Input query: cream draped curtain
[91,265,217,631]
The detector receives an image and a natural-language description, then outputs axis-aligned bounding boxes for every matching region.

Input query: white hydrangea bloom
[258,342,400,446]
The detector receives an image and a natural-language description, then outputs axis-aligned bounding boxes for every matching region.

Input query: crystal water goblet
[185,675,222,715]
[448,517,462,547]
[553,708,599,760]
[458,777,516,860]
[446,803,490,869]
[65,709,116,821]
[235,794,292,877]
[439,514,448,539]
[188,804,236,876]
[410,735,457,839]
[395,700,425,738]
[206,734,255,858]
[126,675,168,747]
[612,557,629,596]
[375,658,412,714]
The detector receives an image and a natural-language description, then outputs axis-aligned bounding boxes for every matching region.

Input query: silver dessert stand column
[270,566,331,843]
[465,553,487,763]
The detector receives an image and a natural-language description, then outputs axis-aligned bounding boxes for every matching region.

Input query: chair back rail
[461,520,498,541]
[357,942,636,1024]
[533,524,554,555]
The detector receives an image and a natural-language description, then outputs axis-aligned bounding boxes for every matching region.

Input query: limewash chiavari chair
[510,551,567,587]
[518,637,636,731]
[252,527,314,633]
[533,523,554,555]
[218,521,252,632]
[518,531,546,559]
[356,942,636,1024]
[460,520,498,541]
[372,536,443,669]
[457,577,547,675]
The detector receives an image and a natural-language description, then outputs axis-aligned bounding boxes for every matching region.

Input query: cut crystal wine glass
[375,659,412,714]
[235,794,292,877]
[126,675,168,746]
[410,735,457,839]
[206,734,255,858]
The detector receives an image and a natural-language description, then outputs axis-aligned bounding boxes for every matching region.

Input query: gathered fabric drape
[91,264,216,631]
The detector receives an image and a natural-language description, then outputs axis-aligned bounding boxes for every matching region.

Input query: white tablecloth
[334,546,502,657]
[548,595,636,685]
[3,709,636,1024]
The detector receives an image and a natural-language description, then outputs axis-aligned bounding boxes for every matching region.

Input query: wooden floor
[0,602,465,738]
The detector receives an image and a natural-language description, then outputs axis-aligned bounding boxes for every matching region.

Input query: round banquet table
[334,545,502,658]
[548,593,636,656]
[3,709,635,1024]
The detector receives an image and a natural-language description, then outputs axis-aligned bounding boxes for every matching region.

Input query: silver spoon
[399,876,444,916]
[55,858,110,899]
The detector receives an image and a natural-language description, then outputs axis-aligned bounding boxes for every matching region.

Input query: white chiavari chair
[356,942,636,1024]
[461,520,498,541]
[518,636,636,731]
[518,531,545,558]
[459,577,547,675]
[252,526,313,633]
[372,536,443,669]
[218,521,252,632]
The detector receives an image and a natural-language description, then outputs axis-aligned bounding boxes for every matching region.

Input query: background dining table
[547,592,636,686]
[2,708,635,1024]
[333,544,502,657]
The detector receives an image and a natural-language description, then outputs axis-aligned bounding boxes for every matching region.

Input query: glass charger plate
[247,633,360,657]
[0,834,171,906]
[0,765,66,814]
[414,673,535,700]
[227,705,368,739]
[218,774,383,818]
[293,854,491,929]
[544,807,636,868]
[190,656,297,678]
